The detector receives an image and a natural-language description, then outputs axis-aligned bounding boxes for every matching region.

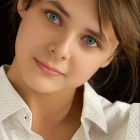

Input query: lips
[35,58,64,75]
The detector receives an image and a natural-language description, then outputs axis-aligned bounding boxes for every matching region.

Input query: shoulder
[97,94,138,114]
[98,94,139,128]
[102,95,139,119]
[90,94,140,139]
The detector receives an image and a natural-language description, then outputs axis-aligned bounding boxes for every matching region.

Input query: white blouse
[0,64,139,140]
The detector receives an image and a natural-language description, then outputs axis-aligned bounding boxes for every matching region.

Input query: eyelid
[83,35,101,48]
[45,10,62,26]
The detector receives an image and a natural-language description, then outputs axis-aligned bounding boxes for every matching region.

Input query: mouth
[35,58,64,76]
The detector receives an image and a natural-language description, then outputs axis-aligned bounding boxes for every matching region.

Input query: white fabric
[0,64,139,140]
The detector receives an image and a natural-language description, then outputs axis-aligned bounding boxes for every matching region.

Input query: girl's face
[13,0,118,93]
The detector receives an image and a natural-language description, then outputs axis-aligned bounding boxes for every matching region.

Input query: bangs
[97,0,111,43]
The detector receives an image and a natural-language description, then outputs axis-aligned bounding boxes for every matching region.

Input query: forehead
[40,0,99,18]
[41,0,98,8]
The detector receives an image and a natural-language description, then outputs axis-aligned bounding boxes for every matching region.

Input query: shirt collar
[0,64,28,123]
[81,81,108,134]
[0,64,108,134]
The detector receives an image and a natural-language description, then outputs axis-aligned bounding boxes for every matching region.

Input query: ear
[17,0,26,18]
[100,55,114,68]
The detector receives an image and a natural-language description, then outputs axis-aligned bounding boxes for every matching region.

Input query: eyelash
[45,10,62,26]
[83,36,100,48]
[45,10,100,48]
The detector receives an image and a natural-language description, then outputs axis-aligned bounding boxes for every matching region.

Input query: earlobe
[100,55,114,68]
[17,0,26,18]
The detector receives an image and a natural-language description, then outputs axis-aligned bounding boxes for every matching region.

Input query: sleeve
[125,103,140,140]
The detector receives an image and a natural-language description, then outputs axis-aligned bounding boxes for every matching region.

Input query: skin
[7,0,119,138]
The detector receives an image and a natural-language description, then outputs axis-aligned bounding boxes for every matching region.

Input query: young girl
[0,0,139,140]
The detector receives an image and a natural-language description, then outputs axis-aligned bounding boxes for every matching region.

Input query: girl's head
[7,0,140,101]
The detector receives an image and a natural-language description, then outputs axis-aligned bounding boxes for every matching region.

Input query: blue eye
[83,37,98,47]
[47,12,60,25]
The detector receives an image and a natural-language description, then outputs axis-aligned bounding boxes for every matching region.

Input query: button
[24,115,28,122]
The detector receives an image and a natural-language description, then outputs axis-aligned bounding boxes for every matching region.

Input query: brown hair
[5,0,140,103]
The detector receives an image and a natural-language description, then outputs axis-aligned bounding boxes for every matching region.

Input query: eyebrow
[45,1,70,18]
[44,0,109,44]
[86,29,109,43]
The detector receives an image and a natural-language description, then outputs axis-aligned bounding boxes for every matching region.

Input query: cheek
[71,55,104,81]
[15,16,51,57]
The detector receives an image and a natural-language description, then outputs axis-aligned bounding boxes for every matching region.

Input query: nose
[47,33,75,60]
